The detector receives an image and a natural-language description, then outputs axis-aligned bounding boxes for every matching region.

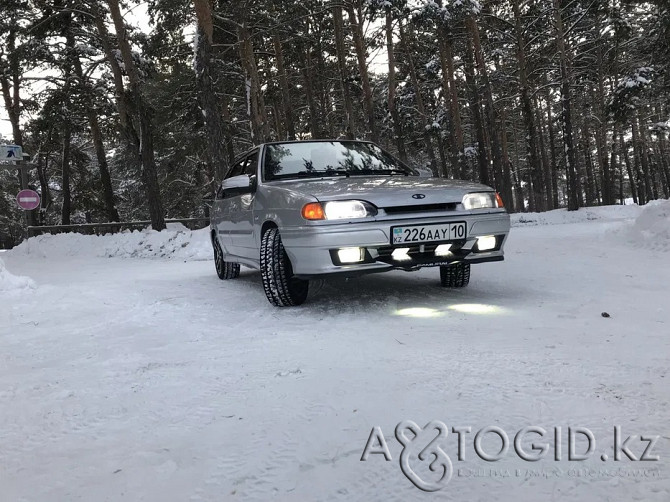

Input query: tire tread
[440,263,471,288]
[260,228,308,306]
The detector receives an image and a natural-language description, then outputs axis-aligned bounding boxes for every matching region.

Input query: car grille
[382,203,458,214]
[374,240,469,267]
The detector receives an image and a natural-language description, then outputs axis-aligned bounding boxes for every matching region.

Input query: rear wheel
[260,227,309,306]
[212,234,240,280]
[440,263,470,288]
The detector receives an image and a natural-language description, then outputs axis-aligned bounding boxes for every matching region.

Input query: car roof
[263,139,374,146]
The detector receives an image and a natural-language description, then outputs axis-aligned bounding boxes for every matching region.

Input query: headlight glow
[462,192,498,210]
[337,247,364,263]
[323,200,376,220]
[448,303,502,315]
[434,244,452,256]
[395,307,442,318]
[391,247,411,261]
[476,236,497,251]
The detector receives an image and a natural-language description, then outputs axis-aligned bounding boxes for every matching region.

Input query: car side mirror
[415,167,434,178]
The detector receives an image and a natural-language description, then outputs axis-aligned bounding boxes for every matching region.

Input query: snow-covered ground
[1,203,669,501]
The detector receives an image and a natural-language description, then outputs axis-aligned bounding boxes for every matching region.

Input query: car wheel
[260,227,309,306]
[440,263,470,288]
[212,234,240,280]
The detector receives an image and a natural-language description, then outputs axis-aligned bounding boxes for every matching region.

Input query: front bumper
[280,211,510,279]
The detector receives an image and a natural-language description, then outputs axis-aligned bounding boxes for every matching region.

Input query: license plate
[391,222,467,244]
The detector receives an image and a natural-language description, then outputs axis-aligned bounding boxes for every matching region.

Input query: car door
[214,156,248,256]
[229,150,259,258]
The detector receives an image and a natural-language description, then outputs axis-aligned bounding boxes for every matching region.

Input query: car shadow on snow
[230,266,530,313]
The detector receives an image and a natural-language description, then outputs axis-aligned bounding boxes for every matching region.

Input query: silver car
[210,140,510,306]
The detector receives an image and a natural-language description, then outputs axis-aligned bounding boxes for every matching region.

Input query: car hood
[269,176,493,208]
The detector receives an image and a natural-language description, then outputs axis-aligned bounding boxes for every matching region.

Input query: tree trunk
[300,46,321,139]
[534,94,554,209]
[630,123,646,205]
[440,29,464,178]
[582,129,598,206]
[657,133,670,198]
[636,112,658,200]
[60,124,72,225]
[36,137,52,218]
[333,6,356,139]
[92,3,140,156]
[314,31,333,137]
[402,24,436,171]
[273,34,296,140]
[620,133,638,204]
[238,24,269,144]
[610,123,620,203]
[1,17,36,226]
[512,0,544,211]
[386,10,406,160]
[194,0,229,186]
[60,18,77,225]
[0,20,24,147]
[593,17,612,205]
[553,0,579,210]
[219,94,235,165]
[346,1,377,142]
[71,43,120,222]
[462,41,487,183]
[437,27,458,176]
[542,88,560,208]
[465,15,504,195]
[498,107,515,212]
[631,115,652,202]
[88,110,120,221]
[107,0,166,230]
[436,133,449,178]
[332,6,355,139]
[511,124,526,210]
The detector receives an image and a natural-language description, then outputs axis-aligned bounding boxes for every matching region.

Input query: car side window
[244,151,259,177]
[225,158,247,180]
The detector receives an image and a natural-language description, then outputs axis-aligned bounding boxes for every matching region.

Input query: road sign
[0,145,23,160]
[16,189,40,211]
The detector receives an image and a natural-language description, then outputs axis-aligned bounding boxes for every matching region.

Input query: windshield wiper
[290,169,350,178]
[349,168,410,176]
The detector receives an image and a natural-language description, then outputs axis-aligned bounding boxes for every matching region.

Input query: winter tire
[212,234,240,280]
[440,262,470,288]
[260,227,309,306]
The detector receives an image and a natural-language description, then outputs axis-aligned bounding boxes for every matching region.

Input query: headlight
[324,200,376,219]
[462,192,503,210]
[301,200,377,220]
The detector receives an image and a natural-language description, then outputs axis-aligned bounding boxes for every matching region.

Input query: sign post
[1,145,37,228]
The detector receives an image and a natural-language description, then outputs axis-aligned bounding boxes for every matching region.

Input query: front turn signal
[495,192,504,208]
[302,202,325,220]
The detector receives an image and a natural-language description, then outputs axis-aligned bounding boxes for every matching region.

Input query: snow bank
[511,204,642,227]
[0,257,36,293]
[8,203,666,262]
[11,224,212,261]
[614,198,670,252]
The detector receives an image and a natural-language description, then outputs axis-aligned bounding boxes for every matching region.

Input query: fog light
[392,248,411,261]
[435,244,452,257]
[477,236,496,251]
[338,247,364,263]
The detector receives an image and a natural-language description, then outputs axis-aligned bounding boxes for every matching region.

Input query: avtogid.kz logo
[360,421,661,492]
[396,420,453,491]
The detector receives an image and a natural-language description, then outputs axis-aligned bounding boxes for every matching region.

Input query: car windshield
[263,141,416,181]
